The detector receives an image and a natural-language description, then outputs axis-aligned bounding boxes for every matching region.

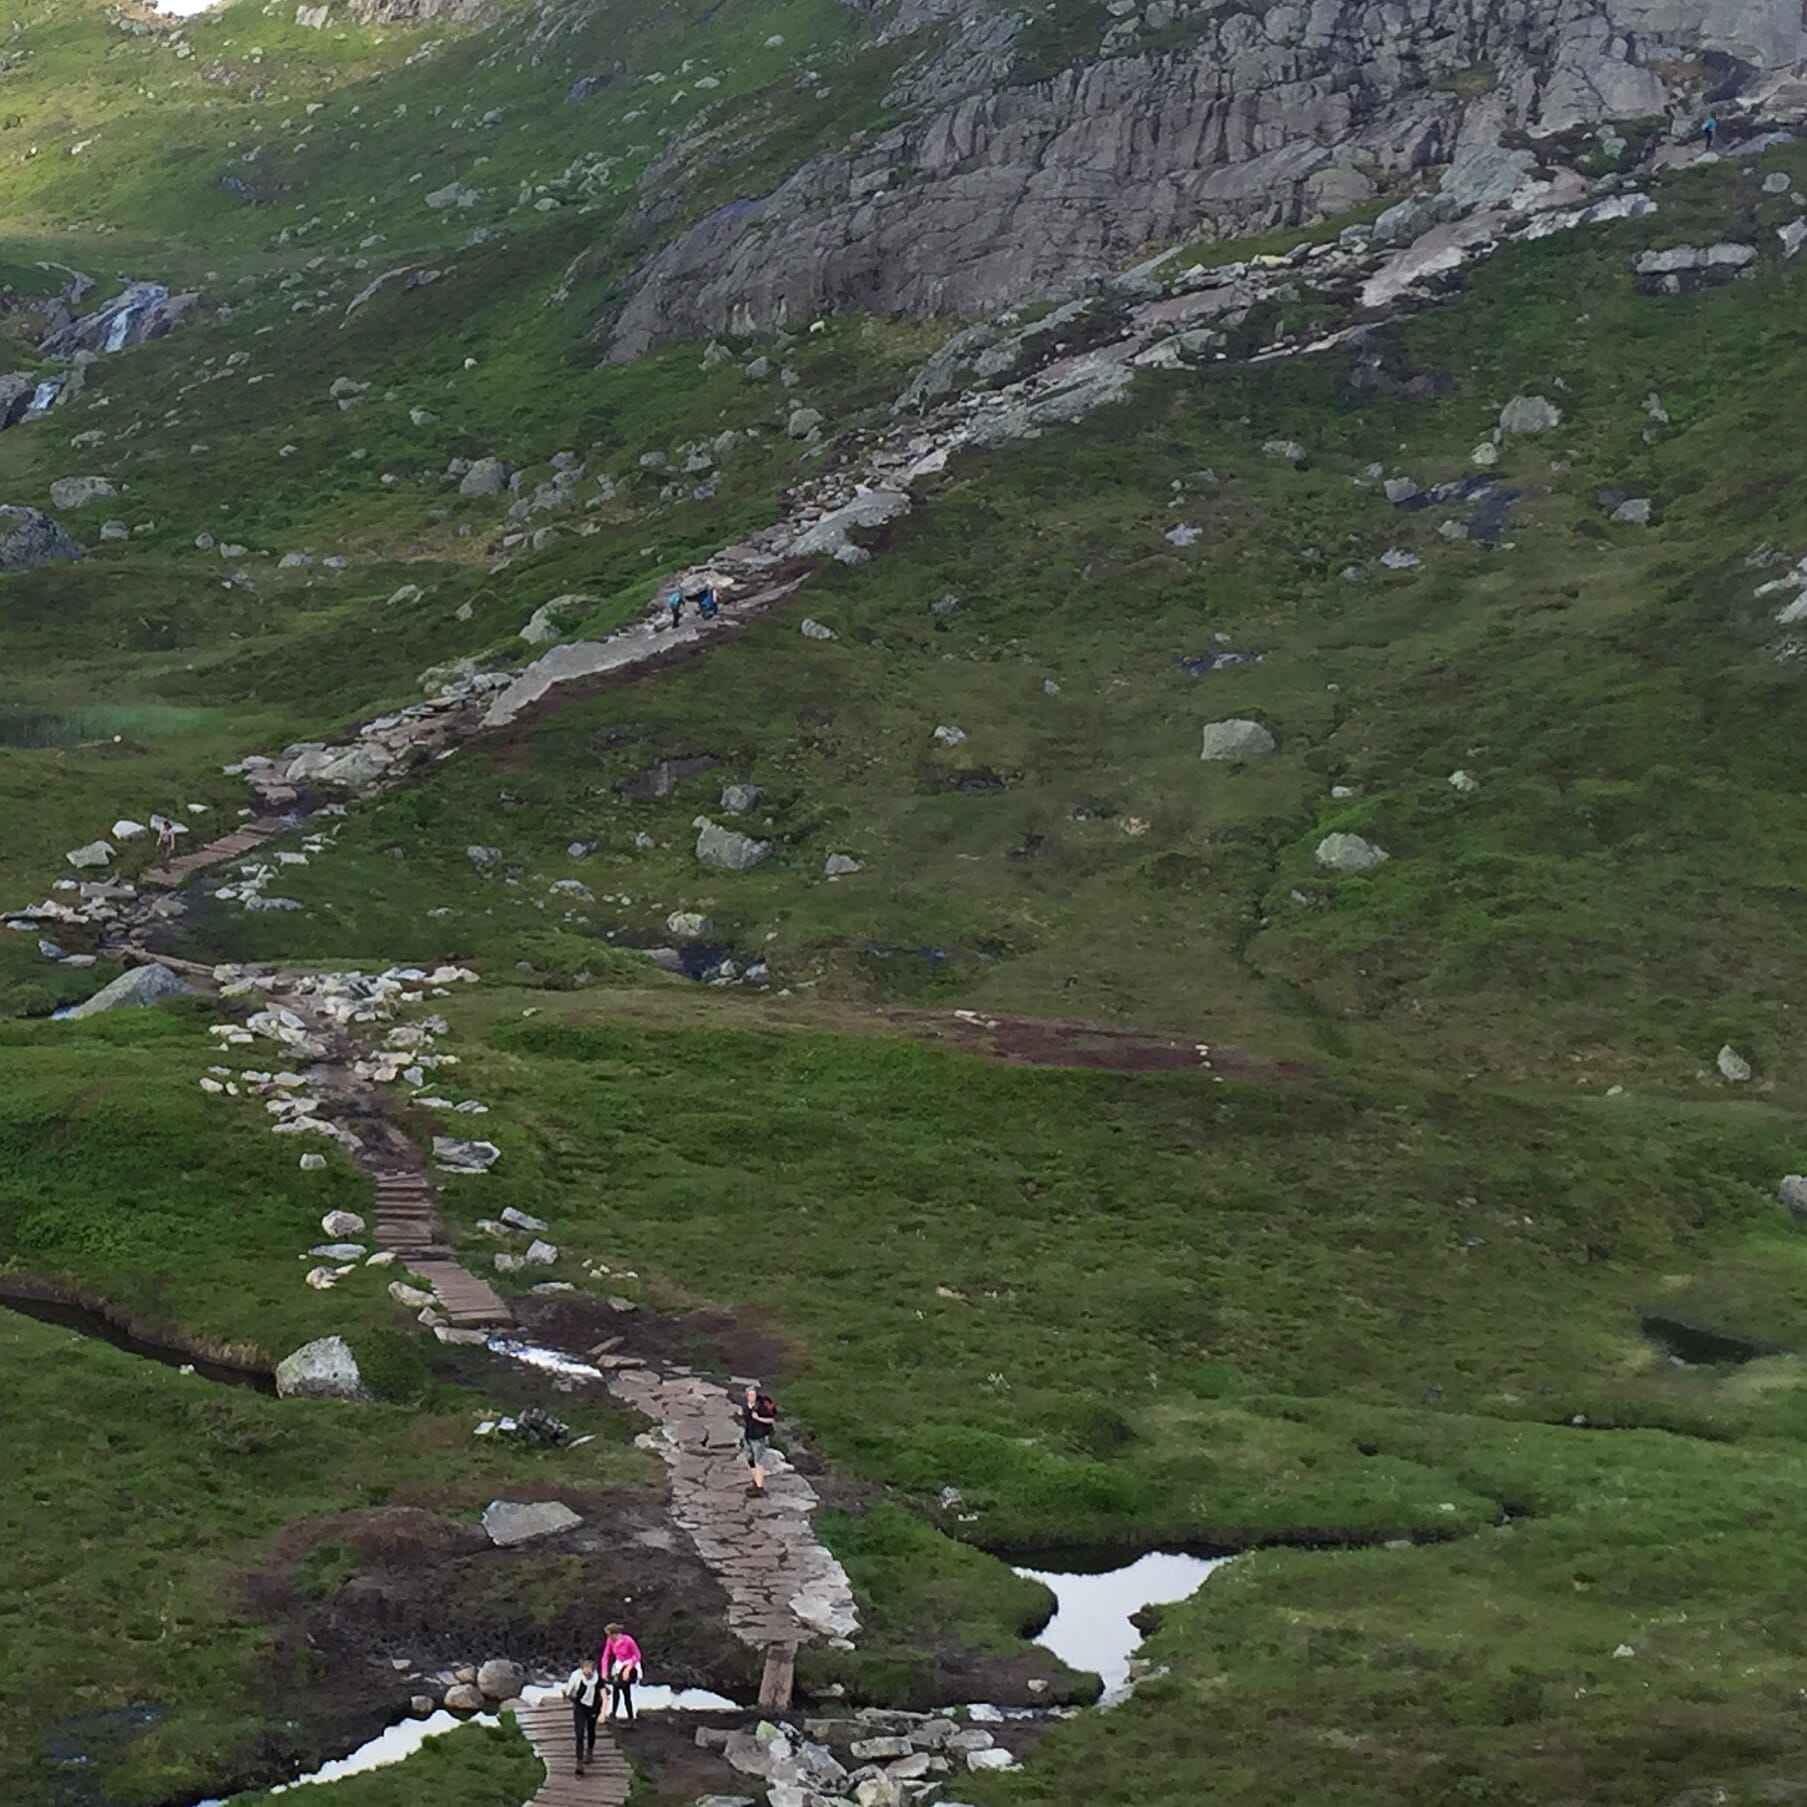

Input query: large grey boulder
[49,477,117,510]
[1779,1176,1807,1222]
[519,593,591,646]
[1315,832,1390,874]
[0,374,34,429]
[696,820,772,870]
[274,1334,368,1400]
[1199,719,1276,761]
[63,962,194,1020]
[1498,395,1561,436]
[481,1501,582,1547]
[458,457,511,497]
[315,745,391,790]
[477,1656,530,1698]
[0,505,80,574]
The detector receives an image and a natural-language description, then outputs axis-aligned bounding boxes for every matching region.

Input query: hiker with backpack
[741,1382,778,1496]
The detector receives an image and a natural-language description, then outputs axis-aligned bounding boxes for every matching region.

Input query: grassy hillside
[4,1,1807,1804]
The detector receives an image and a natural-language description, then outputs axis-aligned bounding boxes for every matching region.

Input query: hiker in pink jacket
[600,1622,643,1722]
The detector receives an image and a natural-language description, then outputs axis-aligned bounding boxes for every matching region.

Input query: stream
[1012,1550,1229,1700]
[0,1286,274,1393]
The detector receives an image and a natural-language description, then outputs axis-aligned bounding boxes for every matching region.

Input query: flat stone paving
[605,1366,858,1652]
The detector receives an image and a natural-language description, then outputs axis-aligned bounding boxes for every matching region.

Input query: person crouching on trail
[741,1382,778,1496]
[565,1653,602,1774]
[601,1622,643,1722]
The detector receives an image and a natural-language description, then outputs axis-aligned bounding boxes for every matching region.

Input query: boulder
[0,373,33,429]
[1498,394,1561,435]
[799,618,836,640]
[787,406,825,438]
[0,505,80,573]
[823,853,863,877]
[482,1500,583,1546]
[434,1137,500,1173]
[1717,1045,1752,1083]
[274,1334,368,1400]
[720,783,765,814]
[65,840,114,870]
[666,910,714,939]
[1779,1176,1807,1221]
[443,1684,484,1713]
[1611,497,1652,525]
[696,821,772,871]
[500,1206,549,1233]
[63,962,193,1019]
[1262,438,1307,468]
[316,745,390,790]
[520,593,593,646]
[458,457,511,497]
[321,1210,366,1237]
[1199,719,1276,761]
[477,1657,529,1699]
[1314,832,1390,873]
[49,476,116,510]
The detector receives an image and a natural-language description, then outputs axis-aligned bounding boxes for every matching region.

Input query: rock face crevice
[603,0,1804,358]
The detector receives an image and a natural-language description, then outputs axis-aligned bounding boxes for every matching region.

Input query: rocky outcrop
[348,0,496,21]
[604,0,1805,358]
[39,283,200,358]
[0,506,80,573]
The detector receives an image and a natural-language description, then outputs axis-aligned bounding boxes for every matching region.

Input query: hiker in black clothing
[564,1653,603,1774]
[741,1382,777,1495]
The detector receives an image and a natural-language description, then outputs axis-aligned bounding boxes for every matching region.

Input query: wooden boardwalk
[513,1703,631,1807]
[142,815,293,889]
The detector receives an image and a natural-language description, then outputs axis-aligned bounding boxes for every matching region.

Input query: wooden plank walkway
[142,816,292,889]
[512,1703,631,1807]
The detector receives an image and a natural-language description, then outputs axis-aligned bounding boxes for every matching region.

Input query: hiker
[667,589,684,631]
[564,1652,603,1775]
[741,1382,778,1496]
[600,1621,643,1723]
[152,815,177,860]
[1702,114,1718,151]
[697,584,719,620]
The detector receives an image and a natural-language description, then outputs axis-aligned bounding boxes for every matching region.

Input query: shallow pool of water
[1012,1550,1228,1700]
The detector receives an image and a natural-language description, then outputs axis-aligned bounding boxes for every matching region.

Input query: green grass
[8,11,1807,1807]
[225,1722,542,1807]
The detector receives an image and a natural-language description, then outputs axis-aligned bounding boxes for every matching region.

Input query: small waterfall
[23,377,63,420]
[103,305,139,354]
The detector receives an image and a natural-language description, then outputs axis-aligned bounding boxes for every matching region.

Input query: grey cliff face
[603,0,1807,359]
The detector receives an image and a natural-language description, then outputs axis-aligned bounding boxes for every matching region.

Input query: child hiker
[564,1652,603,1775]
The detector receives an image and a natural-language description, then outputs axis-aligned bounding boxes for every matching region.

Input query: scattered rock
[800,618,836,640]
[477,1657,530,1698]
[695,820,772,871]
[0,505,80,574]
[274,1335,367,1401]
[720,783,764,814]
[1262,438,1307,468]
[500,1206,549,1233]
[823,853,862,877]
[1498,394,1561,435]
[787,407,824,438]
[321,1210,366,1237]
[481,1500,582,1547]
[443,1684,484,1713]
[1383,477,1421,504]
[458,457,511,497]
[1778,1176,1807,1221]
[1448,769,1478,793]
[1199,718,1276,761]
[65,841,115,870]
[932,725,967,747]
[1717,1045,1752,1083]
[63,962,193,1019]
[1612,497,1652,525]
[1315,832,1390,873]
[667,910,714,938]
[49,476,116,510]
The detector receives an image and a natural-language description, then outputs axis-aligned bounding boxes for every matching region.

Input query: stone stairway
[512,1703,631,1807]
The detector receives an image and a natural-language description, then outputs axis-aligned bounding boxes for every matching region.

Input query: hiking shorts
[746,1436,770,1468]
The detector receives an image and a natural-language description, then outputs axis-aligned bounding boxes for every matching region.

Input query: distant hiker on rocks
[666,589,684,631]
[564,1652,602,1774]
[1702,114,1718,150]
[741,1382,778,1496]
[600,1622,642,1722]
[152,815,177,860]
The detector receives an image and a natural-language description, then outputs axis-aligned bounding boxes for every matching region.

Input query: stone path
[603,1365,859,1656]
[511,1703,630,1807]
[142,814,293,890]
